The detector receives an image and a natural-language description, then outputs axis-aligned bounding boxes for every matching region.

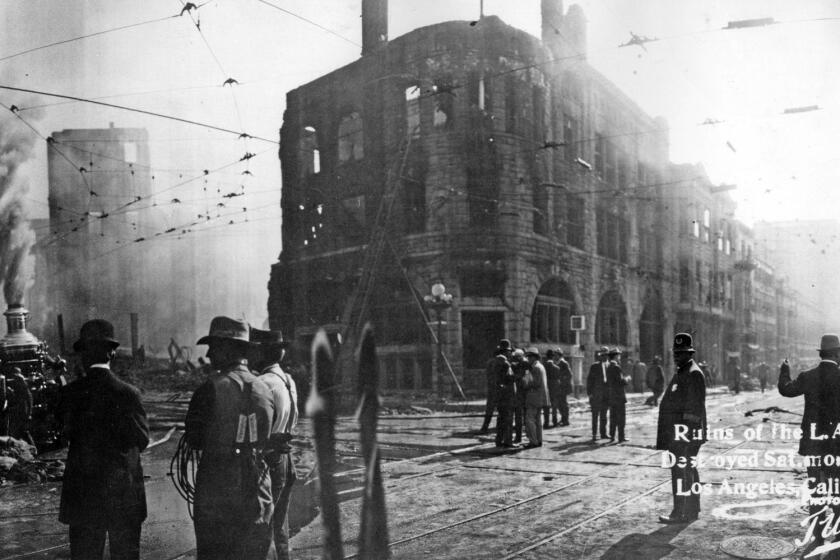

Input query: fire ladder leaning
[336,130,465,400]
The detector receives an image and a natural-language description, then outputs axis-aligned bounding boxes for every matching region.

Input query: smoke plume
[0,106,38,307]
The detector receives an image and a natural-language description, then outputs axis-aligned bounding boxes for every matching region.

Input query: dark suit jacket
[586,361,609,407]
[778,360,840,456]
[646,364,665,392]
[606,362,628,405]
[656,360,707,450]
[59,366,149,526]
[557,358,573,395]
[545,360,562,399]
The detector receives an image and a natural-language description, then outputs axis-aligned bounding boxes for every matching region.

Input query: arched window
[301,125,319,175]
[405,85,421,136]
[338,112,364,162]
[530,279,576,343]
[595,290,627,345]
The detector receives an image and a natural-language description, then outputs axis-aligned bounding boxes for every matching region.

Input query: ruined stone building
[268,0,819,394]
[43,125,196,354]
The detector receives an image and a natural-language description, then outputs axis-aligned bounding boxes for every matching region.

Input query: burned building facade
[269,1,678,394]
[268,0,824,394]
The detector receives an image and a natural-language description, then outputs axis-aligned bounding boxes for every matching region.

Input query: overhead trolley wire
[255,0,362,48]
[0,84,278,145]
[0,13,178,63]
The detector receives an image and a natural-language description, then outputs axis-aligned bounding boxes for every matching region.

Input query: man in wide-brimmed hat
[249,327,298,560]
[59,320,149,560]
[779,334,840,558]
[185,316,275,560]
[586,346,611,443]
[656,333,707,525]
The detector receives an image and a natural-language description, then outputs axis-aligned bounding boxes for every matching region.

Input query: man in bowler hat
[606,348,630,443]
[250,327,299,560]
[778,334,840,558]
[481,339,510,433]
[185,316,275,560]
[586,346,611,443]
[59,320,149,559]
[656,333,707,524]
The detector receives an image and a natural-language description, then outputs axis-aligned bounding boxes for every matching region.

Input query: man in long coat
[757,362,770,393]
[727,356,741,394]
[543,349,562,428]
[656,333,707,524]
[778,334,840,557]
[606,348,629,442]
[586,346,610,443]
[511,349,528,444]
[490,345,516,447]
[645,356,665,406]
[59,320,149,560]
[480,339,510,433]
[185,316,275,560]
[556,349,573,426]
[523,347,550,447]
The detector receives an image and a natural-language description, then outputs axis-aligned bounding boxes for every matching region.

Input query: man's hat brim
[197,334,250,345]
[73,338,119,352]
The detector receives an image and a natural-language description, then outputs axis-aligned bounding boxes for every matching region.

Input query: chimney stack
[362,0,388,56]
[561,5,587,60]
[541,0,564,50]
[1,305,40,350]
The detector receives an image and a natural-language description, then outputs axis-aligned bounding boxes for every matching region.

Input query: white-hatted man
[250,327,299,560]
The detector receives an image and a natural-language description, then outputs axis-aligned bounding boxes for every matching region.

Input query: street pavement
[0,387,818,559]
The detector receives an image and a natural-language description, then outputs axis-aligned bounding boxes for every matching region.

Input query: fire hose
[168,434,200,519]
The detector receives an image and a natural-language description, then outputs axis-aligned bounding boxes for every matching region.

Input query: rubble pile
[0,435,64,485]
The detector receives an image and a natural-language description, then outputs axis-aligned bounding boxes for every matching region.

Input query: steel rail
[501,435,755,559]
[341,414,761,559]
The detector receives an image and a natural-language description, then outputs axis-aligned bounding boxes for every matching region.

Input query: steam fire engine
[0,305,65,449]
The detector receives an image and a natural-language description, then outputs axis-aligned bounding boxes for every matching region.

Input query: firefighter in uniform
[657,333,707,524]
[185,317,275,560]
[59,320,149,560]
[250,327,299,560]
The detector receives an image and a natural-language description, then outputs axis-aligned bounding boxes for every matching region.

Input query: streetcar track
[501,427,760,557]
[341,413,761,559]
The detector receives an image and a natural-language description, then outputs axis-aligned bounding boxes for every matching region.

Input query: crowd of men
[479,333,708,524]
[482,342,670,447]
[57,316,298,560]
[480,342,573,448]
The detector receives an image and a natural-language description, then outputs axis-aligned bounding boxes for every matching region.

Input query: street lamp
[424,282,453,397]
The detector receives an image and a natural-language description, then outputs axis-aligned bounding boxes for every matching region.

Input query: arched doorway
[595,290,628,347]
[530,278,576,344]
